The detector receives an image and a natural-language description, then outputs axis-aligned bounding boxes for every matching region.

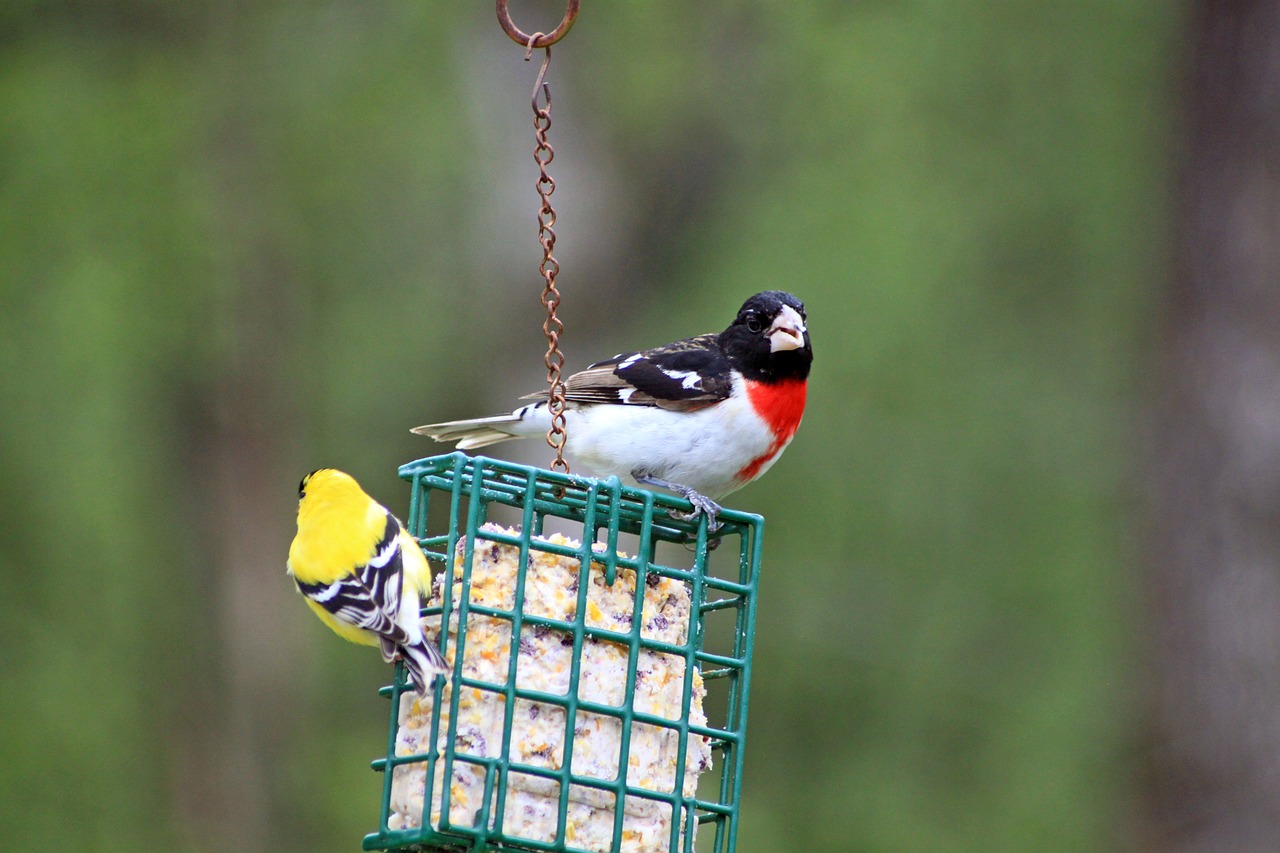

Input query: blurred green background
[0,2,1178,851]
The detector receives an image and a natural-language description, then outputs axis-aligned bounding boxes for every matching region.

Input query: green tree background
[0,2,1177,850]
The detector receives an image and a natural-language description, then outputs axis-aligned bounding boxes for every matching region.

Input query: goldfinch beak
[767,304,807,352]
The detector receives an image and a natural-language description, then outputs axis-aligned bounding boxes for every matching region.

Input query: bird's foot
[670,491,723,530]
[632,470,724,533]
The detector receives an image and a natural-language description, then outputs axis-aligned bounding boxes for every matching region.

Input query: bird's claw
[631,469,724,533]
[671,490,723,533]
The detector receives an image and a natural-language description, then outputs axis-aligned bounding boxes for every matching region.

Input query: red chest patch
[737,379,807,482]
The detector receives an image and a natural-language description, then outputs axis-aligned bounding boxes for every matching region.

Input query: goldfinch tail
[410,405,547,450]
[400,639,449,694]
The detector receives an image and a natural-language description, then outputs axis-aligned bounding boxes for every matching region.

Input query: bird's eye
[745,315,765,333]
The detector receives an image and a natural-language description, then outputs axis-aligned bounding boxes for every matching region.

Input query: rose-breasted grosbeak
[412,291,811,526]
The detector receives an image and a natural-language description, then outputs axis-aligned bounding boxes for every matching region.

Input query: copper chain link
[527,41,569,473]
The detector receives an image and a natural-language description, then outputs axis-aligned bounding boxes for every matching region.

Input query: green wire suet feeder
[361,453,763,853]
[363,6,762,850]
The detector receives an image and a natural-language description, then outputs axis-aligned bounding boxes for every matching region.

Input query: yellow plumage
[287,469,446,691]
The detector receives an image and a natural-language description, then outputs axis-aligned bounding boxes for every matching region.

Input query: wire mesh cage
[362,452,762,853]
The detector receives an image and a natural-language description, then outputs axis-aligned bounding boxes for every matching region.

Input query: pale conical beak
[768,304,807,352]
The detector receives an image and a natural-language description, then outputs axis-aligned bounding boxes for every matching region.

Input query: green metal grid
[362,452,763,853]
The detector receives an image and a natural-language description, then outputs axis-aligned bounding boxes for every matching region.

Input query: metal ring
[496,0,579,49]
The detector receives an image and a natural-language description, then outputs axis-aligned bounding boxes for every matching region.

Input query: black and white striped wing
[295,514,411,645]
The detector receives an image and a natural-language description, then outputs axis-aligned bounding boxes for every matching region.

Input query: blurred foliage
[0,1,1176,851]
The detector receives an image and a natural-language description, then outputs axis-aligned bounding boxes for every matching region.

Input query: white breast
[562,376,779,500]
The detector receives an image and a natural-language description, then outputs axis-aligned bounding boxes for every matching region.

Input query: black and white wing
[525,334,734,412]
[294,514,412,646]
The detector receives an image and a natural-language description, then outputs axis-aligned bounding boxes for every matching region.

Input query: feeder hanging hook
[496,0,580,50]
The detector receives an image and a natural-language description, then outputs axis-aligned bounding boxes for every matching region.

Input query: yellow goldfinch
[287,469,447,693]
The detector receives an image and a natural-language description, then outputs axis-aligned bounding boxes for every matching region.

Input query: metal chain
[527,41,569,474]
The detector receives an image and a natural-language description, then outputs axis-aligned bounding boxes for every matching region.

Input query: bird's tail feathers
[399,639,449,694]
[411,408,545,450]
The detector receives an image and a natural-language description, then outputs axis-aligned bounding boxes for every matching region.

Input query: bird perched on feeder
[412,291,812,526]
[287,469,447,693]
